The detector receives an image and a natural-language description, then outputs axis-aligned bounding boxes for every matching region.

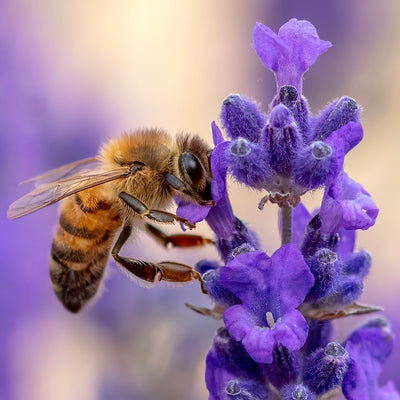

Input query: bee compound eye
[179,152,203,185]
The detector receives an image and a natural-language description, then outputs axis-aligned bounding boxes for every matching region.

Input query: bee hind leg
[112,223,201,285]
[119,192,196,229]
[145,222,215,248]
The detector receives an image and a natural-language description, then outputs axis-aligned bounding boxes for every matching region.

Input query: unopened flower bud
[303,342,350,395]
[343,250,372,278]
[262,104,303,176]
[293,141,339,190]
[306,248,342,301]
[228,138,272,188]
[201,269,239,307]
[221,94,266,142]
[313,96,360,141]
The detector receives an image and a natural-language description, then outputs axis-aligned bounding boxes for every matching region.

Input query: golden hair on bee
[8,128,214,313]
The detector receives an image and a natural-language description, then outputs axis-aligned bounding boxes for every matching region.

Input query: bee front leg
[145,223,215,248]
[119,192,196,229]
[166,174,215,206]
[112,223,201,285]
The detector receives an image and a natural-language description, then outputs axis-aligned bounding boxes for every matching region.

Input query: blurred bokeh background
[1,1,399,399]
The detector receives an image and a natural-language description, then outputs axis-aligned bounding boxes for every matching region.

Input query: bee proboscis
[8,128,214,312]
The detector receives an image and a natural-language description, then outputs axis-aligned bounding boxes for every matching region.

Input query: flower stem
[281,204,292,245]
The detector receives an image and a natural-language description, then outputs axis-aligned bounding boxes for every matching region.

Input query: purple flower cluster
[178,19,397,399]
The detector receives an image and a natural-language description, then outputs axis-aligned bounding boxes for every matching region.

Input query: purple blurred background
[1,1,399,398]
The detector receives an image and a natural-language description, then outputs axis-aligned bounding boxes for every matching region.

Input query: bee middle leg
[145,222,215,248]
[112,223,201,285]
[119,192,196,229]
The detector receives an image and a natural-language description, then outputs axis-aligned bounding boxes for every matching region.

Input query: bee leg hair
[112,223,200,284]
[145,223,215,248]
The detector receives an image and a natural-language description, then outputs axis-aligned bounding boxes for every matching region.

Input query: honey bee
[8,128,214,312]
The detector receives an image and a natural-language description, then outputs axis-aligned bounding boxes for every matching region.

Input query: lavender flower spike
[252,19,331,95]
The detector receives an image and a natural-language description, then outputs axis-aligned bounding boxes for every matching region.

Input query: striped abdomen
[50,190,121,312]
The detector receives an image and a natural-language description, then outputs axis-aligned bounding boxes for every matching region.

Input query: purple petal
[211,121,224,146]
[252,22,289,72]
[175,196,211,224]
[278,18,332,74]
[253,19,331,94]
[325,121,363,155]
[378,381,400,400]
[336,228,356,258]
[241,328,277,364]
[267,245,314,315]
[224,306,308,364]
[219,251,271,309]
[342,193,379,230]
[341,174,379,230]
[223,305,256,343]
[319,188,343,235]
[220,246,313,320]
[273,309,309,351]
[320,172,378,233]
[210,141,230,202]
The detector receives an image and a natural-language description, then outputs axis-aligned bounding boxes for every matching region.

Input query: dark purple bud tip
[225,381,241,395]
[279,85,299,107]
[231,138,251,157]
[232,243,256,258]
[202,269,217,283]
[311,142,332,160]
[325,342,346,357]
[281,384,316,400]
[221,94,266,142]
[318,248,337,264]
[224,380,259,400]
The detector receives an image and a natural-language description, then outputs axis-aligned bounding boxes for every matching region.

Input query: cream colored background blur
[3,1,400,398]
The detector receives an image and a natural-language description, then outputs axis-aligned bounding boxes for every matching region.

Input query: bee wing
[8,167,130,219]
[21,157,101,186]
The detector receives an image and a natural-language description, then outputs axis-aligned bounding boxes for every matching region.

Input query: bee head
[172,133,213,205]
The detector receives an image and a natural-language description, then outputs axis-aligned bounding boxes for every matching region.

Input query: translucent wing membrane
[8,166,130,219]
[21,157,101,186]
